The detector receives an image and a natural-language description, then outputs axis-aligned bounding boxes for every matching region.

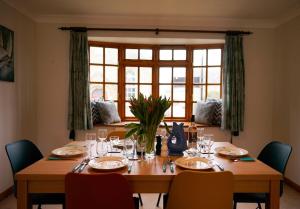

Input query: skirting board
[284,177,300,193]
[0,186,13,202]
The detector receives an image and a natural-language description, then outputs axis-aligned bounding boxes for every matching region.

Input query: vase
[144,130,156,159]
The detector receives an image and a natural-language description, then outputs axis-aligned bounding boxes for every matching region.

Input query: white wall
[0,1,37,193]
[274,15,300,185]
[2,0,300,193]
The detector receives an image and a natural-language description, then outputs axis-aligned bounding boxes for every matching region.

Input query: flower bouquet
[125,93,171,159]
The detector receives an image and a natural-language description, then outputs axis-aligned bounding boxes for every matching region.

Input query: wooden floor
[0,184,299,209]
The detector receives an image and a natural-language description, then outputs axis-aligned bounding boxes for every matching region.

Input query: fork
[77,158,90,173]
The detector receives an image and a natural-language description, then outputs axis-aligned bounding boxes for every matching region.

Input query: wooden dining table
[16,142,282,209]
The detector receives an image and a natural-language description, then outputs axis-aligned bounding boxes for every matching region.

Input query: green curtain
[68,30,92,134]
[222,33,245,135]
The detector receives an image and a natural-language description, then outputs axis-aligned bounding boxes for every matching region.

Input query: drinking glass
[196,128,204,155]
[85,133,97,158]
[109,136,120,152]
[137,136,146,160]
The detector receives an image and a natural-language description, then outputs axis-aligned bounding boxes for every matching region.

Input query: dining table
[16,141,282,209]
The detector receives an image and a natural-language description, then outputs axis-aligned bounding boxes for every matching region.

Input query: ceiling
[3,0,300,27]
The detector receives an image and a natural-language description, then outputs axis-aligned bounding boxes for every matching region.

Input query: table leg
[267,180,280,209]
[17,180,29,209]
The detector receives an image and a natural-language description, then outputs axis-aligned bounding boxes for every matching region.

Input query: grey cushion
[195,100,216,125]
[211,99,222,126]
[97,101,121,125]
[91,102,102,124]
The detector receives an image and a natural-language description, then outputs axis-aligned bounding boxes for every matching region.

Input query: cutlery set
[72,158,91,173]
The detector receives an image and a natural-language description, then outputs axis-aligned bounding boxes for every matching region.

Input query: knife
[169,161,174,173]
[128,162,133,174]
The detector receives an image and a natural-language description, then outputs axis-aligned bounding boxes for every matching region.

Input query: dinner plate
[51,146,87,157]
[174,157,213,170]
[215,146,248,157]
[88,156,128,170]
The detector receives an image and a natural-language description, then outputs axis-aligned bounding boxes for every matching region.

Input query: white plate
[175,157,213,170]
[215,146,248,157]
[88,156,128,170]
[51,146,87,157]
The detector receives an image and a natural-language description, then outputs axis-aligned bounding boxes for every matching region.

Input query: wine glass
[97,129,108,156]
[203,134,214,159]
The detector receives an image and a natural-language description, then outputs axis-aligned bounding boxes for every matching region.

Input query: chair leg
[138,193,143,206]
[233,201,237,209]
[156,193,162,207]
[37,204,42,209]
[256,203,262,209]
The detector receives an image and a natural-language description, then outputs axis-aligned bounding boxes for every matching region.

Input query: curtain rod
[58,27,252,35]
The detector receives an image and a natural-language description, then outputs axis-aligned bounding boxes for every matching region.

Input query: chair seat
[30,193,65,205]
[233,193,267,203]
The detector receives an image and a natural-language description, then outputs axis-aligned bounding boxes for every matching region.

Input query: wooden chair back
[166,171,234,209]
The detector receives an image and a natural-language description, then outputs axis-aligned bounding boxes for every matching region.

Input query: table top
[16,142,281,181]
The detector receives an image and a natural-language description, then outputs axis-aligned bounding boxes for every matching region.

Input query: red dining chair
[65,173,137,209]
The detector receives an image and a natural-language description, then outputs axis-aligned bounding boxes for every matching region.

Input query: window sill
[94,121,219,128]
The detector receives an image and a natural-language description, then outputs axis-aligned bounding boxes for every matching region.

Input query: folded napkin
[167,122,188,156]
[239,157,255,162]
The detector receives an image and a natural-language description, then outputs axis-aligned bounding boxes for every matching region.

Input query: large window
[89,42,223,121]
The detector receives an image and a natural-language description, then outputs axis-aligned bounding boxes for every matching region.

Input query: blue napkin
[167,122,187,156]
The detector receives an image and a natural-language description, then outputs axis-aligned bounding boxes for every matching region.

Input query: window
[89,42,223,121]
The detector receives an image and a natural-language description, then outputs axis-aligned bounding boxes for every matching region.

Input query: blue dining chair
[233,141,292,209]
[5,139,65,209]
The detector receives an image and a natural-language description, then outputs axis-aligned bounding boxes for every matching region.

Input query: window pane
[207,67,221,84]
[173,103,185,117]
[90,47,103,64]
[192,102,197,115]
[160,49,172,60]
[193,49,206,66]
[90,65,103,82]
[208,49,221,66]
[173,49,186,60]
[140,85,152,97]
[105,66,118,82]
[140,67,152,83]
[105,84,118,101]
[159,85,171,99]
[207,85,221,99]
[173,67,186,83]
[159,67,172,83]
[125,67,138,83]
[105,48,118,65]
[140,49,152,60]
[164,105,172,117]
[90,84,103,101]
[125,102,134,117]
[126,49,138,59]
[193,67,206,84]
[193,85,206,101]
[126,84,138,100]
[173,85,185,101]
